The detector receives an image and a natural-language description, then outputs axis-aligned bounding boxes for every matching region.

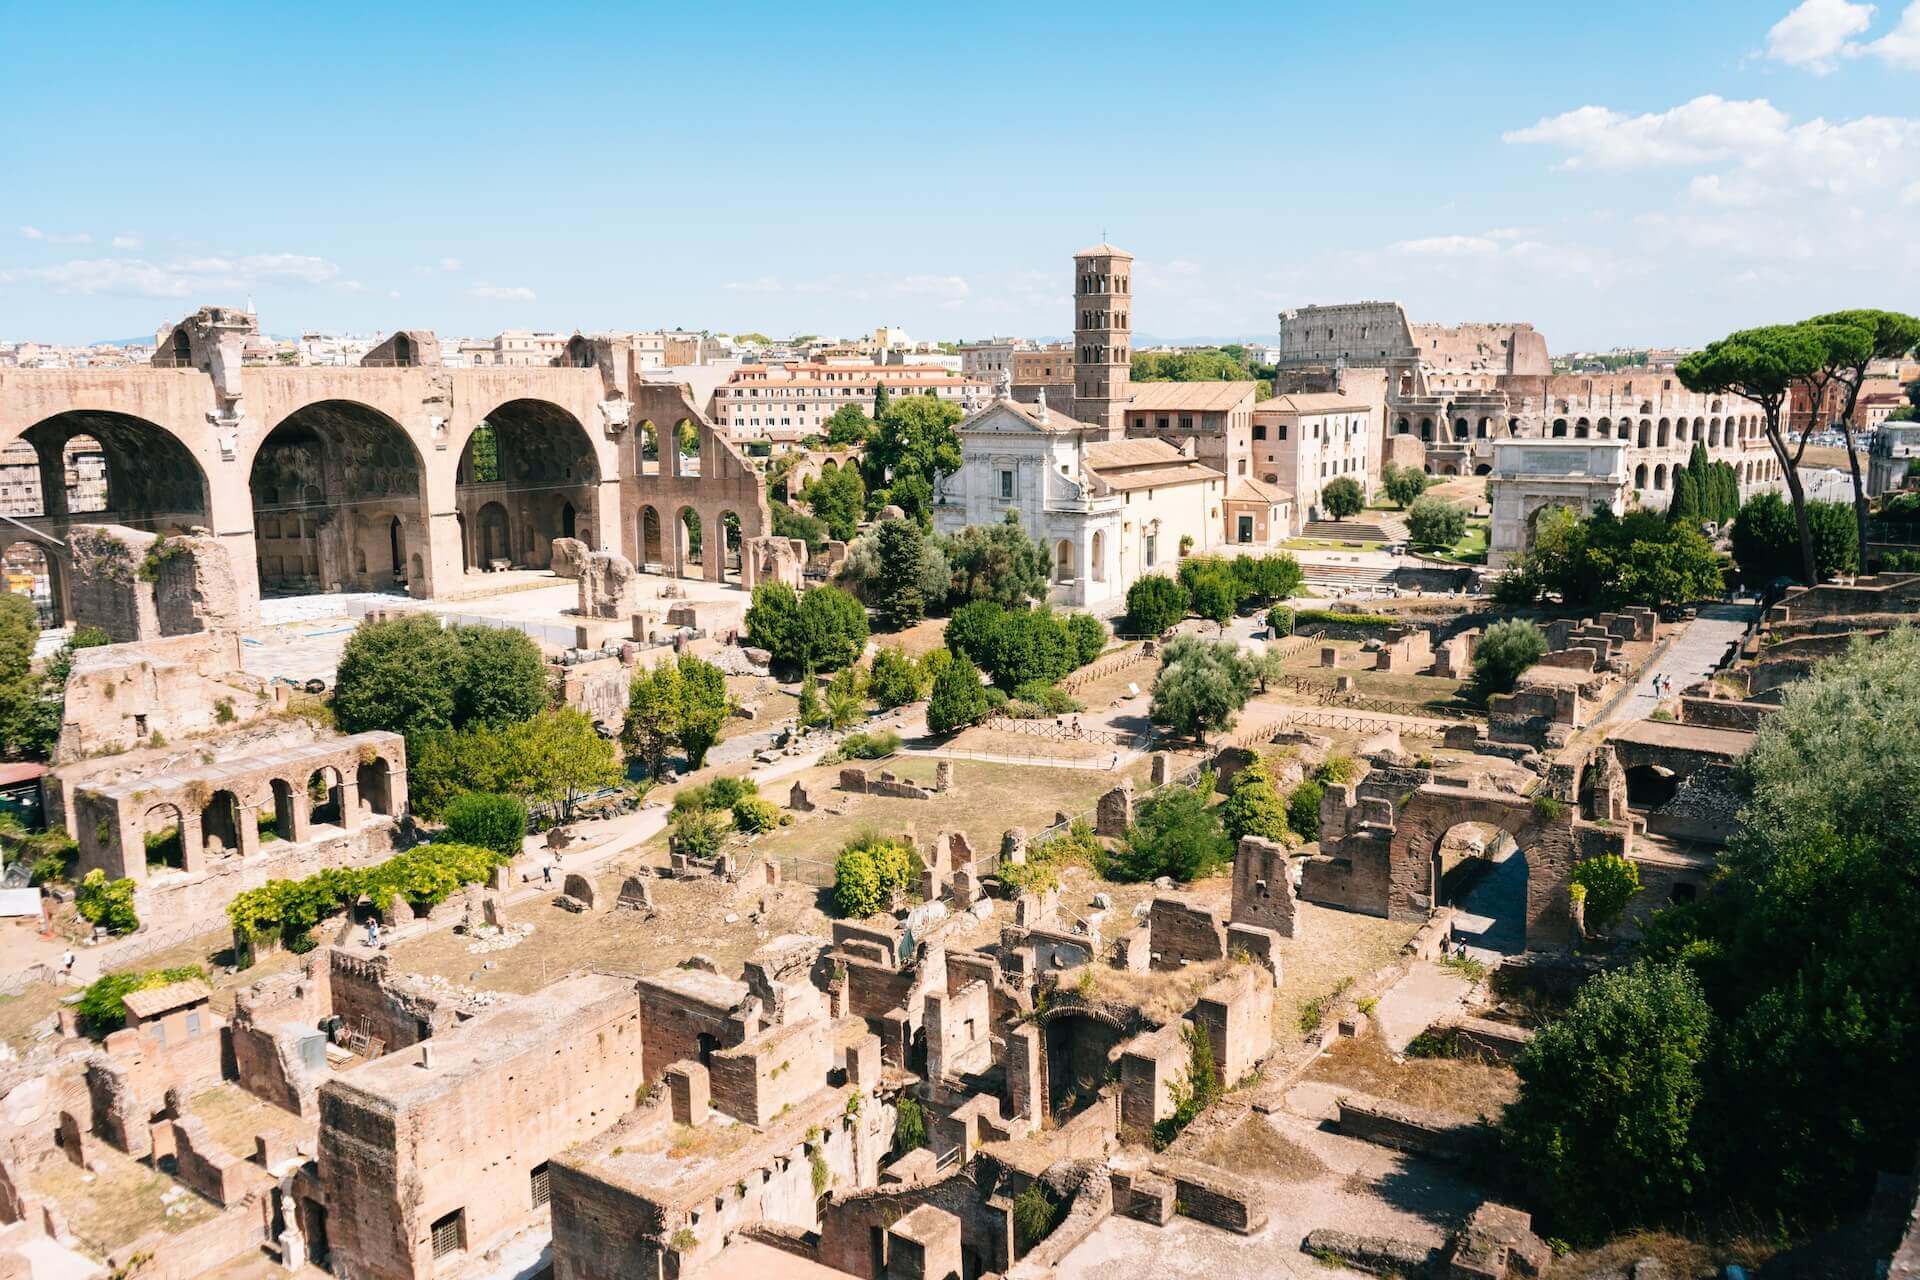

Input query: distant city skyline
[3,0,1917,350]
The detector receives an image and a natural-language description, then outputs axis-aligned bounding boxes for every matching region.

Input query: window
[1237,515,1254,543]
[531,1163,552,1209]
[999,470,1013,499]
[1144,532,1157,567]
[1278,425,1288,441]
[431,1210,465,1259]
[1252,424,1266,441]
[185,1010,202,1037]
[1179,415,1194,431]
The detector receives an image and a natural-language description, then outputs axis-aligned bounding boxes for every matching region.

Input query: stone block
[844,1033,882,1089]
[886,1204,963,1280]
[562,872,597,909]
[616,875,654,911]
[577,551,640,619]
[550,537,588,578]
[665,1060,710,1126]
[1095,779,1135,837]
[1151,752,1173,785]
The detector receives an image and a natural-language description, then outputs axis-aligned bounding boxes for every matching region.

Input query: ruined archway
[19,410,209,537]
[309,767,344,829]
[1386,786,1584,951]
[637,505,663,571]
[1040,1008,1128,1121]
[456,399,599,571]
[357,757,393,817]
[475,502,510,568]
[143,803,187,871]
[1,541,58,626]
[200,789,244,858]
[716,510,742,583]
[1429,821,1528,956]
[250,400,425,595]
[675,506,703,579]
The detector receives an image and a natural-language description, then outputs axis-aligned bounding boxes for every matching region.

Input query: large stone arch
[454,396,604,573]
[1386,786,1582,951]
[247,399,428,595]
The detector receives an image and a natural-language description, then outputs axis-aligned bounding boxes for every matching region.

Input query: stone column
[204,452,262,626]
[236,804,260,860]
[707,510,726,583]
[288,784,312,844]
[420,436,463,597]
[591,477,622,556]
[338,778,362,831]
[110,810,145,883]
[179,813,206,875]
[385,760,409,820]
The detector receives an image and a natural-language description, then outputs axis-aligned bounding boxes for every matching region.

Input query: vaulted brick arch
[1387,785,1580,951]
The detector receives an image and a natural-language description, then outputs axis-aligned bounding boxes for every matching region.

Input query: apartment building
[1249,392,1377,530]
[712,363,988,444]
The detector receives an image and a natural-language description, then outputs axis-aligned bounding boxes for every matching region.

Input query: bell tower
[1072,243,1133,436]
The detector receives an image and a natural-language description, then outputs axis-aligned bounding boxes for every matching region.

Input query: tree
[770,500,829,553]
[1805,311,1920,561]
[806,463,867,542]
[863,395,963,524]
[1112,782,1231,882]
[623,659,685,777]
[1501,961,1712,1241]
[833,832,917,917]
[821,403,872,447]
[872,519,928,631]
[795,585,870,671]
[943,511,1048,608]
[796,665,825,728]
[1381,463,1430,510]
[1184,563,1239,632]
[672,653,732,769]
[442,792,527,858]
[1613,528,1725,610]
[451,625,549,730]
[1321,475,1364,520]
[675,420,699,457]
[1124,575,1188,636]
[1406,496,1467,549]
[1287,780,1324,841]
[983,607,1073,690]
[1220,757,1291,844]
[1149,635,1256,745]
[926,650,989,734]
[76,869,139,935]
[507,708,622,822]
[1472,619,1546,697]
[1678,325,1831,585]
[944,599,1006,669]
[869,646,923,709]
[1571,854,1639,933]
[1732,493,1855,584]
[872,381,891,420]
[1066,612,1107,666]
[333,615,465,742]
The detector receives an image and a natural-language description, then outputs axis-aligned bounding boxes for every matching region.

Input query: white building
[933,394,1222,612]
[713,362,988,445]
[1250,392,1378,530]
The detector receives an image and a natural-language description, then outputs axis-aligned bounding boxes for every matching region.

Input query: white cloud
[1392,234,1501,256]
[1765,0,1875,72]
[1868,0,1920,67]
[893,274,971,309]
[439,257,462,271]
[1504,96,1793,169]
[469,282,536,301]
[110,234,142,250]
[19,226,92,245]
[723,276,789,294]
[0,251,344,299]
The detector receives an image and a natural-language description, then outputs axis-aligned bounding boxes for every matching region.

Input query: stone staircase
[1301,512,1408,545]
[1299,561,1398,593]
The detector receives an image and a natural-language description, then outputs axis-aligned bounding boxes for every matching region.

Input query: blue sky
[4,0,1917,350]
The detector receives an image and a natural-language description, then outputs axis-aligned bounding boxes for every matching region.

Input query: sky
[3,0,1918,352]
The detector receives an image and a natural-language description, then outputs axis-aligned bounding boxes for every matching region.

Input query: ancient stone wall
[706,1017,834,1127]
[1146,898,1226,970]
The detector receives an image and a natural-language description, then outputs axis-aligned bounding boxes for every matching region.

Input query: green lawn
[1413,522,1488,565]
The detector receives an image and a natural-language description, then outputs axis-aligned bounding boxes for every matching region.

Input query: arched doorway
[1090,530,1106,583]
[200,790,244,857]
[637,506,663,571]
[250,400,425,595]
[143,804,187,871]
[1625,765,1679,811]
[1041,1010,1128,1121]
[269,779,299,844]
[1430,821,1527,956]
[309,768,344,828]
[717,511,742,583]
[676,507,703,579]
[1054,539,1074,583]
[476,502,510,568]
[356,758,393,816]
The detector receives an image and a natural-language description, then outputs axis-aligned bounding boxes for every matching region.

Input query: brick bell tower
[1072,243,1133,437]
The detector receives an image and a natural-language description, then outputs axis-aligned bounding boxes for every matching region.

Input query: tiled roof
[1228,476,1293,504]
[122,979,212,1020]
[1123,381,1259,413]
[1256,392,1371,415]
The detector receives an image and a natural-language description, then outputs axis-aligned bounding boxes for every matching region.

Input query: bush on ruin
[76,869,139,935]
[1220,758,1291,845]
[76,965,205,1037]
[1287,780,1324,842]
[831,831,919,918]
[731,794,783,834]
[441,792,527,859]
[1012,1183,1063,1254]
[1471,619,1547,698]
[1570,854,1639,933]
[1112,782,1231,883]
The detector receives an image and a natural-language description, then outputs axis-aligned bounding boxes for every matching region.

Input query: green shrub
[226,842,505,953]
[894,1095,928,1154]
[832,831,920,917]
[670,806,729,857]
[673,775,758,815]
[1066,612,1108,665]
[1267,605,1295,636]
[1288,780,1325,841]
[1571,854,1640,931]
[927,651,990,735]
[1125,574,1189,636]
[1012,1183,1062,1253]
[732,795,783,834]
[1010,681,1083,714]
[838,729,901,760]
[1315,753,1359,785]
[1220,758,1291,844]
[868,646,924,709]
[1110,782,1231,882]
[441,792,527,858]
[1288,608,1398,629]
[76,869,139,935]
[1473,619,1547,696]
